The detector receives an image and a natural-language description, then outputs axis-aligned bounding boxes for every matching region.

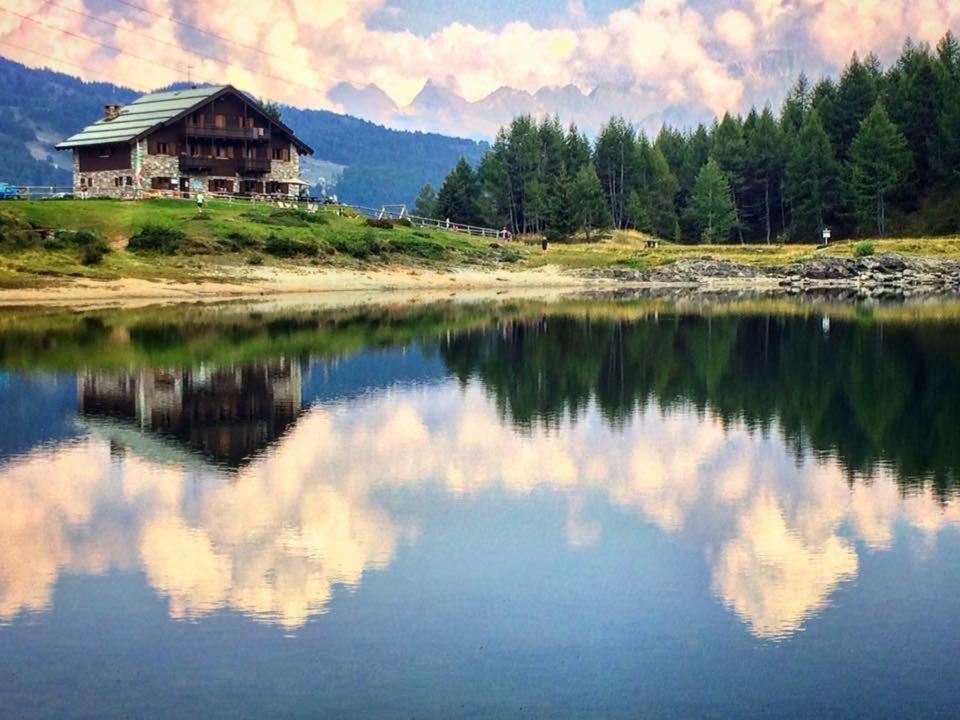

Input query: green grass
[2,199,960,288]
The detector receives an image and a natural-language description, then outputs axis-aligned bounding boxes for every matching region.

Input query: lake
[0,294,958,719]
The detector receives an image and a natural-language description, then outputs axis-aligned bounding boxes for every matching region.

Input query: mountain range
[0,57,487,208]
[327,46,806,140]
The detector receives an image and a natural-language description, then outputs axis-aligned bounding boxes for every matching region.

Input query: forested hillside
[0,57,487,207]
[430,34,960,242]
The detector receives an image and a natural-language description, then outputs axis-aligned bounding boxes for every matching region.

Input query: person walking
[196,191,204,214]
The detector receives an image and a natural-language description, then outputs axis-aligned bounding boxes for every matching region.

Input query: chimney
[103,104,121,121]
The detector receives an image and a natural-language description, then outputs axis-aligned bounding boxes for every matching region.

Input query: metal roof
[56,86,226,149]
[55,85,314,155]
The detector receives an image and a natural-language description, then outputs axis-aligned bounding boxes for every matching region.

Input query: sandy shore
[0,265,606,309]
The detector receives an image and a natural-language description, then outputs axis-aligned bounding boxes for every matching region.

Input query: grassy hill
[1,199,959,290]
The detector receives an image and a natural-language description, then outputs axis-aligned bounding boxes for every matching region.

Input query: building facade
[57,85,314,198]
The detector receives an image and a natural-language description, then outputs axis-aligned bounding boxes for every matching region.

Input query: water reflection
[0,299,959,642]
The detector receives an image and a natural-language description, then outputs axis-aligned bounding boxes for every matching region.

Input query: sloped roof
[55,85,313,154]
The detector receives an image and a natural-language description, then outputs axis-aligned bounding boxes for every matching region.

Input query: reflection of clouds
[712,492,858,640]
[1,380,959,637]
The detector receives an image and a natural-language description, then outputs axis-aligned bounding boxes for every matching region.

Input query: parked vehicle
[0,183,19,200]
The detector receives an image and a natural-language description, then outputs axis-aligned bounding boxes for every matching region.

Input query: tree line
[418,33,960,243]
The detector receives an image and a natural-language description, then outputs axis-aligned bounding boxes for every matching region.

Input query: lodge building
[56,85,314,198]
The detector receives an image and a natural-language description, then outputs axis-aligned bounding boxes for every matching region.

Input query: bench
[645,239,660,249]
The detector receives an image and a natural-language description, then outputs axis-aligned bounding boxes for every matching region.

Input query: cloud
[715,9,756,51]
[2,1,958,137]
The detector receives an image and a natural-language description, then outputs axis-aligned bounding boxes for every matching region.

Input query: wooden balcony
[179,154,214,172]
[238,157,271,173]
[185,125,271,141]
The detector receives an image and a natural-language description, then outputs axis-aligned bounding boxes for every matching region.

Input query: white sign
[822,228,832,243]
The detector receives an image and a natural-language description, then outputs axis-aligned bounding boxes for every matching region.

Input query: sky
[1,0,959,136]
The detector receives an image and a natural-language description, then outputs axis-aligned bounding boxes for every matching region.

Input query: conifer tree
[850,102,912,236]
[570,165,610,242]
[414,183,437,217]
[594,117,640,230]
[746,107,786,243]
[710,114,748,243]
[786,109,839,241]
[687,158,737,244]
[435,157,482,226]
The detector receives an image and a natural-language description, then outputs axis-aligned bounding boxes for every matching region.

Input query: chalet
[56,85,314,198]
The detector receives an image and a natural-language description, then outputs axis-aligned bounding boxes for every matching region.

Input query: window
[272,147,289,161]
[208,178,231,193]
[215,145,228,159]
[151,177,172,190]
[215,114,226,129]
[155,142,170,155]
[113,176,133,187]
[99,146,113,158]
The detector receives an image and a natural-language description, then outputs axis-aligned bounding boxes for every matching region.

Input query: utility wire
[0,6,346,102]
[107,0,352,84]
[39,0,348,95]
[0,7,183,74]
[0,38,121,81]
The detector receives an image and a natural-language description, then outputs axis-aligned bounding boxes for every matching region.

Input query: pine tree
[710,113,748,243]
[832,53,883,160]
[850,102,912,236]
[636,139,680,239]
[435,157,483,226]
[786,109,839,241]
[545,167,578,242]
[570,165,610,241]
[746,107,785,243]
[563,124,592,175]
[414,183,437,217]
[781,73,812,137]
[687,158,737,244]
[594,117,640,230]
[884,39,941,191]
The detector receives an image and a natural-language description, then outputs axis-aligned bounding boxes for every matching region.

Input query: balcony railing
[239,157,271,173]
[179,154,214,172]
[185,125,271,141]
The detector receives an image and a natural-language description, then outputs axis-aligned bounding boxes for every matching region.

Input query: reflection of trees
[440,315,960,494]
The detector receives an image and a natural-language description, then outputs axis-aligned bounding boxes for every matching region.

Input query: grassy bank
[2,199,960,289]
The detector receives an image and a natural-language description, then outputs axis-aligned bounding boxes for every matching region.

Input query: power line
[40,0,348,95]
[0,6,346,102]
[107,0,318,71]
[0,38,121,82]
[0,7,183,75]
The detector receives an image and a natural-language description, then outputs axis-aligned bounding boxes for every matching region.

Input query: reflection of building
[78,361,302,466]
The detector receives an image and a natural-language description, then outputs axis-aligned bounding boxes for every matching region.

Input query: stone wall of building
[72,141,305,197]
[140,141,180,183]
[268,144,300,183]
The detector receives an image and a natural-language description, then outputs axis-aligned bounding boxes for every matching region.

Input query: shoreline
[2,252,958,310]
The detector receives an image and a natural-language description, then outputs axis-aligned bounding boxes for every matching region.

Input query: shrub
[332,229,384,259]
[247,252,264,265]
[247,209,327,228]
[0,209,40,251]
[264,234,318,258]
[365,218,394,230]
[854,241,875,258]
[81,241,110,266]
[387,237,445,260]
[127,225,186,254]
[219,230,259,252]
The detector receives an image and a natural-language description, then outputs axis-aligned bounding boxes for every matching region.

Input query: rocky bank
[583,253,960,295]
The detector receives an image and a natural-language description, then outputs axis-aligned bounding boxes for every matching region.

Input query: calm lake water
[1,295,959,719]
